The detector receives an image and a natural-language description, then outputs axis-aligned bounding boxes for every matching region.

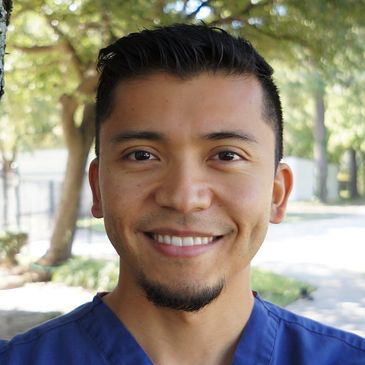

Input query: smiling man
[1,24,365,365]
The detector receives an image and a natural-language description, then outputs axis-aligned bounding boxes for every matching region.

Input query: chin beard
[138,274,225,312]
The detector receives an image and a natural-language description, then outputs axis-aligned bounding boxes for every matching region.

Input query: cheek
[220,174,272,215]
[219,175,272,256]
[100,170,146,210]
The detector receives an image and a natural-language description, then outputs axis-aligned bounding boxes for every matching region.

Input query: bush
[52,256,118,291]
[0,231,28,265]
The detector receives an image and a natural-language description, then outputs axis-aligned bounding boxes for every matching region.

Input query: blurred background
[0,0,364,339]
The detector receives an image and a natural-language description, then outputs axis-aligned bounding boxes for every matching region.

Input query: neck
[103,267,254,365]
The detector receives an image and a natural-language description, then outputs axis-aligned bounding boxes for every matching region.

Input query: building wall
[283,156,339,202]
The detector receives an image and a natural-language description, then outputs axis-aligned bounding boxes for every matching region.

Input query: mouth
[144,233,223,247]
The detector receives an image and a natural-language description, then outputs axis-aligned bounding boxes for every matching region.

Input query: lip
[143,231,222,258]
[146,228,218,237]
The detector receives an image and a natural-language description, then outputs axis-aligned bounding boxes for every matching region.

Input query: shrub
[0,231,28,265]
[52,256,118,291]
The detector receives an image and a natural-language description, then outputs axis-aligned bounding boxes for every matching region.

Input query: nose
[154,160,213,213]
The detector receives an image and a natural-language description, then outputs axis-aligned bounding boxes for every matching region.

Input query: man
[1,24,364,365]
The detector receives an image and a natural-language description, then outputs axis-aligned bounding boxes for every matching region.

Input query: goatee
[138,275,225,312]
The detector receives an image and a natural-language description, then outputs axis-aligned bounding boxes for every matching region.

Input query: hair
[95,23,283,166]
[138,273,224,312]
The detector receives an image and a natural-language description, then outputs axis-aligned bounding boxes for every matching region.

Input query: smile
[151,234,218,246]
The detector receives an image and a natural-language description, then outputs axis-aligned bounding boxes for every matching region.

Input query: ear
[89,158,104,218]
[270,163,293,224]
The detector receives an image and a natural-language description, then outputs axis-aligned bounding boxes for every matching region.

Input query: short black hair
[96,23,283,166]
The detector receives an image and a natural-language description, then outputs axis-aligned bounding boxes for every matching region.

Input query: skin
[89,72,293,365]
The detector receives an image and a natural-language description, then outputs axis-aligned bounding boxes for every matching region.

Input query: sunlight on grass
[252,267,315,306]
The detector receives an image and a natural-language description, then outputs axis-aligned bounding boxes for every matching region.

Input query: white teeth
[182,237,194,246]
[152,234,214,246]
[171,236,182,246]
[194,237,203,245]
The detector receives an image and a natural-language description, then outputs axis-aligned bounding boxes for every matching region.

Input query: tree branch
[245,22,309,48]
[45,17,85,79]
[209,0,275,26]
[187,0,211,19]
[210,15,308,48]
[100,7,117,43]
[12,43,64,53]
[80,102,95,146]
[182,0,190,13]
[240,0,275,16]
[60,94,79,148]
[77,71,98,95]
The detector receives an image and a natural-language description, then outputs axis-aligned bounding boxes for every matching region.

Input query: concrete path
[0,202,364,339]
[252,203,365,337]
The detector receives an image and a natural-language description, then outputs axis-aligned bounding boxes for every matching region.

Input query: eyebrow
[110,131,165,144]
[202,131,258,144]
[110,130,258,144]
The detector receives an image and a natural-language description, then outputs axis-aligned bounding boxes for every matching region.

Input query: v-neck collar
[81,293,277,365]
[79,294,153,364]
[232,293,278,364]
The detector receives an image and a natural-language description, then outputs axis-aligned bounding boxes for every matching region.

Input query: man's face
[89,72,291,310]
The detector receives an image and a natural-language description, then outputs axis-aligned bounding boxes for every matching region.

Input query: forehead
[101,72,274,147]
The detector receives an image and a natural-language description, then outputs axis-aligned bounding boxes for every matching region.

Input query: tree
[8,0,365,265]
[311,71,328,202]
[0,0,12,99]
[9,0,187,265]
[327,67,365,199]
[1,0,13,230]
[0,67,61,229]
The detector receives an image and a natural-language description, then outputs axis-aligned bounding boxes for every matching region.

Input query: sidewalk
[252,203,365,337]
[1,203,364,339]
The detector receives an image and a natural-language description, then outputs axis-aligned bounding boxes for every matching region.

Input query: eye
[125,150,157,161]
[213,151,243,161]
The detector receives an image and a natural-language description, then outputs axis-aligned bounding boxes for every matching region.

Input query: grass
[52,257,314,307]
[77,217,106,232]
[284,212,343,223]
[251,267,315,306]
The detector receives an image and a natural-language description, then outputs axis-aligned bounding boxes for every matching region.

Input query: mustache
[135,210,234,234]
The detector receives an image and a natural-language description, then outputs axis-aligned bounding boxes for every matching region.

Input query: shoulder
[0,296,106,365]
[258,296,365,363]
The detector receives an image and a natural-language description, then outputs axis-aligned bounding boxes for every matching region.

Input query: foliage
[4,0,365,260]
[276,65,315,159]
[327,73,365,157]
[52,256,119,291]
[0,231,28,265]
[52,257,314,306]
[6,0,363,160]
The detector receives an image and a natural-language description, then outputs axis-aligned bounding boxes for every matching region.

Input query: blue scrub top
[1,293,364,364]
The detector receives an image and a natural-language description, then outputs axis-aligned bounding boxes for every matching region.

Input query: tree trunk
[38,100,95,265]
[0,146,16,229]
[348,148,359,199]
[0,0,12,99]
[361,151,365,198]
[313,87,328,202]
[1,159,10,228]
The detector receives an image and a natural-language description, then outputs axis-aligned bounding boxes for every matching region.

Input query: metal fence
[0,171,93,241]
